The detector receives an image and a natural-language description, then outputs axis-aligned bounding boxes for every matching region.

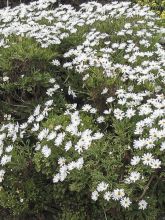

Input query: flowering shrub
[135,0,165,19]
[0,0,165,219]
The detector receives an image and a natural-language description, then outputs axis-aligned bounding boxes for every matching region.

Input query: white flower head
[52,59,60,66]
[97,181,109,192]
[112,188,125,200]
[3,76,9,82]
[101,88,108,95]
[104,191,112,201]
[160,142,165,151]
[41,145,51,158]
[129,171,140,183]
[138,200,147,210]
[91,191,99,201]
[120,197,132,208]
[130,156,141,166]
[1,155,12,166]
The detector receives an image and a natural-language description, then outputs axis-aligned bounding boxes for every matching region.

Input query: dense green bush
[134,0,165,18]
[0,0,164,19]
[0,0,165,219]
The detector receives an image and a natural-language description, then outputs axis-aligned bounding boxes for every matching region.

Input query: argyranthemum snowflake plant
[0,0,165,219]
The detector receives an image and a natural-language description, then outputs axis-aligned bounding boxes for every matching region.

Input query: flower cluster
[0,0,164,217]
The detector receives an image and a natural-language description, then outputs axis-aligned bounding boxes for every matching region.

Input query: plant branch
[103,206,108,220]
[138,174,155,201]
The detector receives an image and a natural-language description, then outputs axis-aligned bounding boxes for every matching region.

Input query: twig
[103,206,108,220]
[64,74,70,83]
[138,174,155,201]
